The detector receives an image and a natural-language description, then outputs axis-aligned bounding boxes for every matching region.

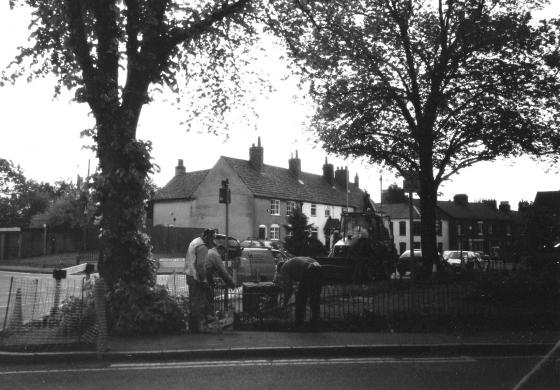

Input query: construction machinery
[317,210,397,282]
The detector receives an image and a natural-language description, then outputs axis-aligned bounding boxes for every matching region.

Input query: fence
[0,265,104,352]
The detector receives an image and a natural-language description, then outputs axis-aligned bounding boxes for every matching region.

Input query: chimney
[354,173,359,188]
[499,201,511,213]
[322,157,334,186]
[249,137,264,171]
[175,159,186,176]
[453,194,468,206]
[334,166,348,189]
[289,150,301,180]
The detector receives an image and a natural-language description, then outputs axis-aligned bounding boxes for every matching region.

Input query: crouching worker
[274,257,322,331]
[185,229,215,333]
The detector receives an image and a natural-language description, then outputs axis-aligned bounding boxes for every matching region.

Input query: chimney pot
[249,137,264,171]
[323,157,334,186]
[175,159,186,176]
[289,151,301,180]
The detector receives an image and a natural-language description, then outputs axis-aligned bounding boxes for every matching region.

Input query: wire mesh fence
[0,274,102,351]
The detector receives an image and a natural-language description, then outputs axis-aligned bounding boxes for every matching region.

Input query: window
[325,207,331,217]
[270,199,280,215]
[310,204,317,217]
[413,221,421,236]
[311,226,318,239]
[488,223,493,235]
[506,223,511,236]
[286,201,297,216]
[270,224,280,240]
[413,241,421,250]
[477,221,484,236]
[399,221,406,236]
[399,242,407,254]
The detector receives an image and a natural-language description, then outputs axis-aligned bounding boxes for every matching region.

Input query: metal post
[2,277,14,331]
[42,224,48,256]
[409,190,415,280]
[0,233,5,261]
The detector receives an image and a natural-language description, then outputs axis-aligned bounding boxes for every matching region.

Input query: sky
[1,2,560,210]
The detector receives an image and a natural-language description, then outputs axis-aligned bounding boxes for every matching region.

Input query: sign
[402,171,420,193]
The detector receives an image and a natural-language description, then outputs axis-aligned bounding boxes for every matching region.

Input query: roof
[377,200,516,221]
[154,156,367,209]
[436,200,517,221]
[222,157,365,208]
[154,170,209,201]
[534,190,560,210]
[377,203,421,219]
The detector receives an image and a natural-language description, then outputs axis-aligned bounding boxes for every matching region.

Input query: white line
[0,357,476,375]
[512,338,560,390]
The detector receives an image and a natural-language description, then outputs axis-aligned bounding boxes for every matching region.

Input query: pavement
[1,265,559,365]
[1,329,559,365]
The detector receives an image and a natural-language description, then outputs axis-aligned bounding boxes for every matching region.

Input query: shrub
[107,281,186,336]
[475,271,560,306]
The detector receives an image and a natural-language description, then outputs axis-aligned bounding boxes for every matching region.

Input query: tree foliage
[382,184,408,204]
[283,206,326,257]
[268,0,560,263]
[0,158,54,227]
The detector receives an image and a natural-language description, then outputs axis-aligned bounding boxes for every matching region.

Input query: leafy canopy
[4,0,266,135]
[268,0,560,185]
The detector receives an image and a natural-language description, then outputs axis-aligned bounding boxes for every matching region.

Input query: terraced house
[152,138,370,246]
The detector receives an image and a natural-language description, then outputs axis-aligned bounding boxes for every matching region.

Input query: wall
[190,158,255,240]
[303,203,348,243]
[148,226,204,254]
[153,200,192,227]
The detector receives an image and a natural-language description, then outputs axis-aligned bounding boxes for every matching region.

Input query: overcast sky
[1,2,560,210]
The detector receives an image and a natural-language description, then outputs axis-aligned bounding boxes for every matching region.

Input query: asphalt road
[0,354,556,390]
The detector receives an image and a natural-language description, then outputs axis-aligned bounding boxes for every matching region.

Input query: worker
[205,244,236,289]
[185,229,215,333]
[273,256,323,331]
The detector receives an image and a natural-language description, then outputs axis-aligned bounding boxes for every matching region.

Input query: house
[378,194,519,257]
[438,195,519,258]
[377,203,449,255]
[529,190,560,246]
[152,138,369,245]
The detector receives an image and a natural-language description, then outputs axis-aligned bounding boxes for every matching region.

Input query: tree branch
[65,0,98,109]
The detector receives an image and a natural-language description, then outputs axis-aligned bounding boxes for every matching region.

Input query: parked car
[235,247,279,283]
[443,250,481,270]
[396,250,432,279]
[214,234,243,260]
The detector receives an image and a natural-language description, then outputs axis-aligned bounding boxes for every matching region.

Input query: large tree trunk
[418,123,439,275]
[95,113,155,289]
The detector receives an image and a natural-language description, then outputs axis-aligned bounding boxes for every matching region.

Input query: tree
[0,158,54,227]
[5,0,262,332]
[284,206,326,257]
[382,184,408,204]
[268,0,560,268]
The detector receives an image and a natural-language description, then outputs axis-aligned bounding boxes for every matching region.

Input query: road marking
[0,357,476,375]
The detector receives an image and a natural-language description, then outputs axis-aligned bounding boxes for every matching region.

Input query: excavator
[317,210,397,282]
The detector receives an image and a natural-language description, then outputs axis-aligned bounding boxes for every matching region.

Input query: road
[0,354,556,390]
